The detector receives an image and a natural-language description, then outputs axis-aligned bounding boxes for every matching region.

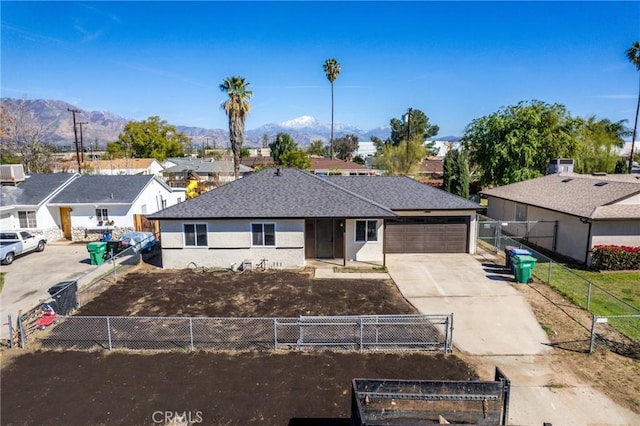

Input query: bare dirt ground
[1,265,473,425]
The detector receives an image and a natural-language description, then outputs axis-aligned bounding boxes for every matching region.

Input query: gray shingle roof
[49,175,159,204]
[164,159,252,174]
[0,173,78,207]
[326,175,483,210]
[481,173,640,219]
[149,168,396,219]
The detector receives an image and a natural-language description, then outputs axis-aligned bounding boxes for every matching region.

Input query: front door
[316,219,334,258]
[60,207,72,239]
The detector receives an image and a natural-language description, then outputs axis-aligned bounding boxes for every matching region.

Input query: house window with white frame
[18,211,37,228]
[184,223,208,247]
[251,223,275,246]
[95,208,109,223]
[355,220,378,242]
[515,204,527,222]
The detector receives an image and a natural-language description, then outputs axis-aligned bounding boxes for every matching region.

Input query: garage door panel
[385,221,468,253]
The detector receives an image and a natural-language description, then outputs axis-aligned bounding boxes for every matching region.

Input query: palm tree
[220,76,252,178]
[627,41,640,173]
[323,58,341,159]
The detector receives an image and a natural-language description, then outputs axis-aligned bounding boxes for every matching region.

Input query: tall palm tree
[323,58,341,159]
[627,41,640,173]
[220,76,252,178]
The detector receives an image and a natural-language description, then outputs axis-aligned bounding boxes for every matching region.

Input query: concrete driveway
[0,241,106,340]
[386,253,640,425]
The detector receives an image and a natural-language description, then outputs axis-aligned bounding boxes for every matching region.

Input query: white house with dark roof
[46,175,184,241]
[481,172,640,264]
[0,172,80,241]
[149,168,482,269]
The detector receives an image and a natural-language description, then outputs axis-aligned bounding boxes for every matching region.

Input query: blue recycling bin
[509,248,532,274]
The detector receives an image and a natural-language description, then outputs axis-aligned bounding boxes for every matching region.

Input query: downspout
[580,217,593,265]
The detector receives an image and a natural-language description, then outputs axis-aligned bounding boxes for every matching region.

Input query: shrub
[592,245,640,271]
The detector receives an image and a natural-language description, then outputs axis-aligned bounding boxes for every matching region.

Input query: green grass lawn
[0,272,4,294]
[533,262,640,341]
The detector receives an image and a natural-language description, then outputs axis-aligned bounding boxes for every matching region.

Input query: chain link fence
[477,217,639,356]
[36,314,453,353]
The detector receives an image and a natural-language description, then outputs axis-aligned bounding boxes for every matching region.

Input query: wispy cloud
[587,94,635,100]
[79,3,123,25]
[1,24,65,45]
[74,25,103,43]
[117,62,211,89]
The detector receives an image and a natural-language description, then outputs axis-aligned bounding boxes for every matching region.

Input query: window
[355,220,378,242]
[515,204,527,222]
[18,211,37,228]
[252,223,275,246]
[184,223,208,247]
[95,208,109,222]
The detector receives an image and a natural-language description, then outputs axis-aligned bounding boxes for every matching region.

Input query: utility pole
[405,108,412,173]
[78,122,88,163]
[68,108,81,172]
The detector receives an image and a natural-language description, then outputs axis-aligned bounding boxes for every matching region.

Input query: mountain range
[0,98,460,149]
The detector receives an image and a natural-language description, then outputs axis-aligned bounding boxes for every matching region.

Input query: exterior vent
[548,158,574,174]
[594,181,608,187]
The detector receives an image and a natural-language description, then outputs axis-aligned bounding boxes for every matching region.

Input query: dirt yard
[1,266,475,425]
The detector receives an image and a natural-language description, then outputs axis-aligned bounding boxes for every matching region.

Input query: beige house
[481,173,640,264]
[149,168,481,270]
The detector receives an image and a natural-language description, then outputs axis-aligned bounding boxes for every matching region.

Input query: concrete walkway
[386,252,640,426]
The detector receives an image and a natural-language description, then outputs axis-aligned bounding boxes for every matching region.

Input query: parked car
[0,231,47,265]
[119,231,157,253]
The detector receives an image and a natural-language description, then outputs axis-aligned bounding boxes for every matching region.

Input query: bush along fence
[591,245,640,271]
[476,218,640,354]
[35,314,454,353]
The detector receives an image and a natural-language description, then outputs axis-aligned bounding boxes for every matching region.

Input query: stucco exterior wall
[159,219,305,270]
[591,220,640,248]
[344,219,384,262]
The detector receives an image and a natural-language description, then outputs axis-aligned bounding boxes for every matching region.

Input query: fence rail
[37,314,453,353]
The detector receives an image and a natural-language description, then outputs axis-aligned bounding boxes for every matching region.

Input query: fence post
[547,260,553,284]
[112,251,117,282]
[587,282,592,312]
[189,318,194,351]
[589,315,597,353]
[359,319,364,352]
[18,315,25,349]
[273,319,278,350]
[7,314,13,349]
[106,317,113,350]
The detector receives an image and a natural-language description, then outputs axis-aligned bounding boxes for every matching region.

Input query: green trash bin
[87,241,107,265]
[512,255,537,284]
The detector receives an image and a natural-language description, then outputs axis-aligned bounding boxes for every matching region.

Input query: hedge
[592,245,640,271]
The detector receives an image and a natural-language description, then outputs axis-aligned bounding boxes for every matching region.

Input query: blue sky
[2,1,639,138]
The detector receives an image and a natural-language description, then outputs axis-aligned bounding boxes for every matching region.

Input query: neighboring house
[47,175,185,241]
[149,168,482,269]
[162,157,252,190]
[308,158,376,176]
[481,172,640,264]
[85,158,165,176]
[0,171,80,241]
[417,159,444,179]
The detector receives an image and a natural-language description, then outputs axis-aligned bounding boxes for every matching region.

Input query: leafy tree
[573,117,629,173]
[442,149,470,199]
[373,108,439,157]
[280,149,311,169]
[614,158,628,174]
[113,116,186,161]
[220,76,252,178]
[461,100,579,187]
[627,41,640,173]
[333,134,359,161]
[352,155,365,165]
[374,138,427,176]
[0,100,54,172]
[104,141,126,159]
[240,147,250,158]
[323,58,341,158]
[269,133,297,165]
[307,140,327,157]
